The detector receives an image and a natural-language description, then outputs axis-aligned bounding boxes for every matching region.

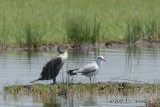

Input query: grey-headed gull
[67,56,106,82]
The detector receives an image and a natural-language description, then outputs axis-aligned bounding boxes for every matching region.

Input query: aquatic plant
[143,20,160,41]
[125,20,142,44]
[15,22,45,48]
[0,21,9,46]
[0,0,160,45]
[125,19,160,44]
[3,82,24,95]
[65,14,100,43]
[3,82,158,97]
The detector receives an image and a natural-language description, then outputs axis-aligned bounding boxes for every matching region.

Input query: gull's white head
[97,56,106,61]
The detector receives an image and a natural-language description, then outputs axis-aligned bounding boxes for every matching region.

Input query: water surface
[0,46,160,106]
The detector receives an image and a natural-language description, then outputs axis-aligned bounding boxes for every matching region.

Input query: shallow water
[0,46,160,107]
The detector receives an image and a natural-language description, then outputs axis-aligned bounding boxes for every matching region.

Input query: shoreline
[3,81,158,106]
[3,81,151,95]
[0,40,160,51]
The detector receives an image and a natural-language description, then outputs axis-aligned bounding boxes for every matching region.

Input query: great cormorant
[67,56,106,82]
[30,44,70,84]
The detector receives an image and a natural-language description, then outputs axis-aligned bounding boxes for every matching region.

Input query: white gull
[67,56,106,82]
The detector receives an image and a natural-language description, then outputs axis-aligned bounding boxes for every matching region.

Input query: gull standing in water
[30,44,70,84]
[67,56,106,82]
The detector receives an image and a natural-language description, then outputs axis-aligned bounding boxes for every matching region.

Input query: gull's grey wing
[76,62,99,75]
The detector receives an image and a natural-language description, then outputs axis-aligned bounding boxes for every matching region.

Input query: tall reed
[125,20,142,44]
[0,21,8,45]
[125,19,160,43]
[15,22,45,48]
[65,15,100,43]
[0,0,160,45]
[143,20,160,41]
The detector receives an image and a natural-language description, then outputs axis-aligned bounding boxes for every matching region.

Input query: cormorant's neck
[60,51,68,61]
[59,51,65,54]
[58,48,65,54]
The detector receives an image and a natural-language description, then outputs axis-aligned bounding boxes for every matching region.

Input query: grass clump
[3,82,24,95]
[0,27,8,46]
[0,21,9,46]
[143,20,160,41]
[125,19,160,44]
[65,15,100,44]
[125,20,142,44]
[15,22,45,48]
[1,0,160,45]
[3,82,157,96]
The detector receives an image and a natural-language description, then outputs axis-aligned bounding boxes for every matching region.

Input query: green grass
[125,19,160,44]
[0,0,160,46]
[125,20,142,44]
[143,20,160,41]
[15,22,45,48]
[0,21,9,45]
[3,82,157,96]
[4,82,160,106]
[65,15,100,43]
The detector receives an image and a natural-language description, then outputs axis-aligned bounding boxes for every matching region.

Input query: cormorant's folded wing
[40,55,63,79]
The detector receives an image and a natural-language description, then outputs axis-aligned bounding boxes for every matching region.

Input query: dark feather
[81,69,96,75]
[67,69,78,75]
[38,55,64,80]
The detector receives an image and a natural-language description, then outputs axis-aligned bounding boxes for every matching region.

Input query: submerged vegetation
[0,0,160,46]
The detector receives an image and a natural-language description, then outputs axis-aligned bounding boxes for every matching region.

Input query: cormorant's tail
[67,69,78,76]
[30,78,40,83]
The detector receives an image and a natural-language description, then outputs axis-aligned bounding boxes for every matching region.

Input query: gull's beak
[102,58,106,61]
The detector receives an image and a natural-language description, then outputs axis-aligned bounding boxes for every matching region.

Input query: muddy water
[0,46,160,107]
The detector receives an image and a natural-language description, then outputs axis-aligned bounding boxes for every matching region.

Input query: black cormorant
[30,44,70,84]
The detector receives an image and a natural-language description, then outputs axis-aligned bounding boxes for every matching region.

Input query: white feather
[74,56,104,78]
